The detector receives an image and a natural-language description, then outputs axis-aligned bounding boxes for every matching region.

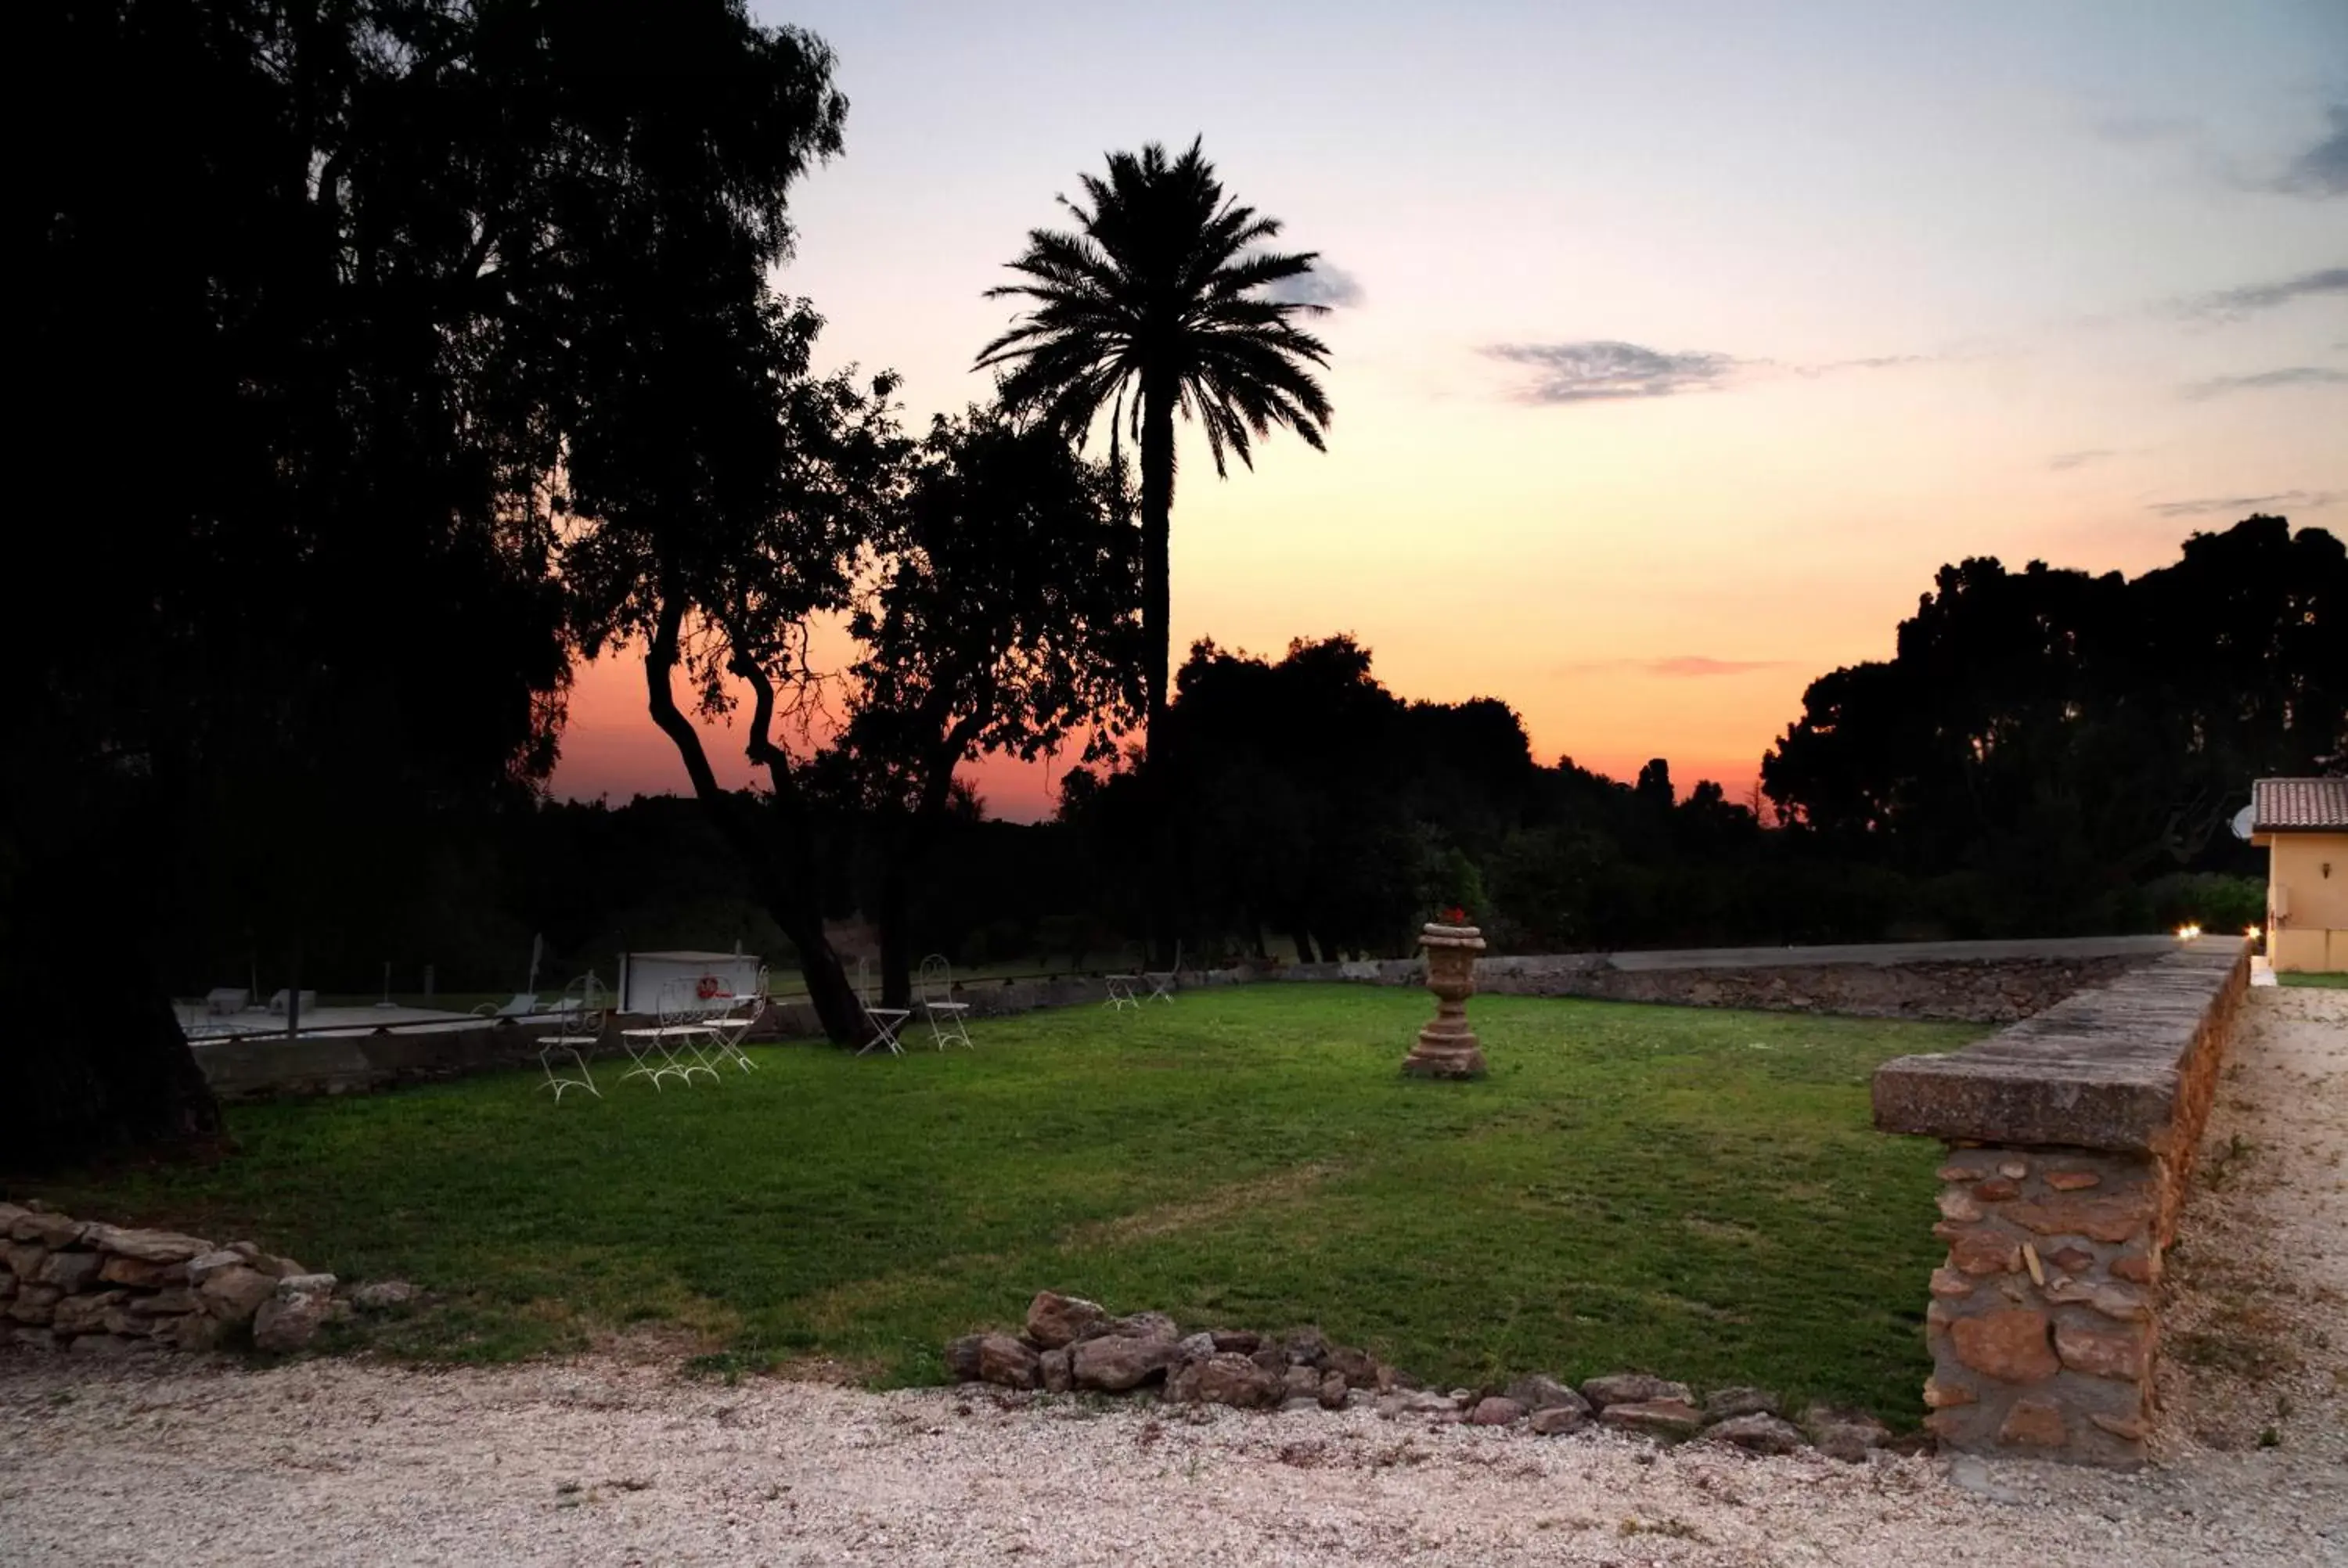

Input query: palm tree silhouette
[978,138,1334,741]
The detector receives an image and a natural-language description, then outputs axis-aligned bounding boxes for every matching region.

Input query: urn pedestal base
[1399,1031,1486,1079]
[1403,922,1487,1080]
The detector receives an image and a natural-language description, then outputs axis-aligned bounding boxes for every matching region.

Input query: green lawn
[27,985,1978,1416]
[2278,971,2348,988]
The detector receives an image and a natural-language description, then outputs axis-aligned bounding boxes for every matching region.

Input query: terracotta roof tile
[2253,776,2348,832]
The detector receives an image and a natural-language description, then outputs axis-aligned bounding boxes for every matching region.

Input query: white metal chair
[659,983,726,1083]
[537,973,607,1102]
[1142,942,1184,1004]
[1103,966,1140,1009]
[918,955,974,1049]
[618,982,700,1089]
[854,958,912,1057]
[704,966,766,1072]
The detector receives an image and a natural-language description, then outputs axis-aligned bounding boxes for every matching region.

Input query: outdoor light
[2173,923,2201,940]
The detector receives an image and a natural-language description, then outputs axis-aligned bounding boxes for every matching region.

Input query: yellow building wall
[2268,832,2348,973]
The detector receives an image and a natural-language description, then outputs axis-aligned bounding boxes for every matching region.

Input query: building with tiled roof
[2249,777,2348,973]
[2251,777,2348,834]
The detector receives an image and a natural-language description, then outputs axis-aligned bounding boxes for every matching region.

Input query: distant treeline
[160,516,2330,992]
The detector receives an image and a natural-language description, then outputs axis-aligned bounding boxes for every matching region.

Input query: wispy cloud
[2048,449,2115,472]
[1787,354,1935,378]
[2275,103,2348,197]
[1263,261,1363,308]
[2147,490,2343,519]
[2175,265,2348,322]
[1486,340,1737,403]
[2090,112,2202,146]
[1560,655,1791,678]
[2183,366,2348,400]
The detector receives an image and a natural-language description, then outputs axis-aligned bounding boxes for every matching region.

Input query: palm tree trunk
[1140,372,1176,741]
[1137,376,1179,969]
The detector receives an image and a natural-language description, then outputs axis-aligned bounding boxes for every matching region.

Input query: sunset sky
[550,0,2348,818]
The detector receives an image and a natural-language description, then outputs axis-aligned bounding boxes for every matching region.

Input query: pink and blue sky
[551,0,2348,818]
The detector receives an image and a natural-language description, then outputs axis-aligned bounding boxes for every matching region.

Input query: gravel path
[3,988,2342,1567]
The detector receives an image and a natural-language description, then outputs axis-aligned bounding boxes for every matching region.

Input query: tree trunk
[1139,372,1176,743]
[1,851,224,1174]
[1136,371,1181,969]
[877,726,981,1009]
[877,838,914,1009]
[643,598,867,1046]
[1,994,224,1175]
[777,894,865,1045]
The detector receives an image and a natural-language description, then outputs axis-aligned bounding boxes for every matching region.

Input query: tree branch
[645,588,729,807]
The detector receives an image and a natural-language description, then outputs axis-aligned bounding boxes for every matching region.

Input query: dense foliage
[9,0,857,1162]
[1763,515,2343,928]
[152,514,2316,998]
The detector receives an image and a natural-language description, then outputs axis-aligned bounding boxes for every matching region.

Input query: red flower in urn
[1443,905,1468,926]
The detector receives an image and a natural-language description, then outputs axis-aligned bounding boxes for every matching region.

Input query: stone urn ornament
[1403,908,1486,1079]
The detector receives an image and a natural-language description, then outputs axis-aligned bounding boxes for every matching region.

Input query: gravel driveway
[3,987,2341,1567]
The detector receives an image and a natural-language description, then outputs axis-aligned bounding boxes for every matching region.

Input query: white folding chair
[704,966,766,1072]
[918,955,974,1049]
[618,982,697,1088]
[1103,968,1141,1010]
[537,973,607,1102]
[660,984,725,1084]
[1142,941,1183,1004]
[854,958,912,1057]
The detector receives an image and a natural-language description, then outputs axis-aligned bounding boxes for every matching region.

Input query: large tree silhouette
[1762,514,2346,916]
[830,406,1142,1005]
[9,0,863,1164]
[976,139,1334,739]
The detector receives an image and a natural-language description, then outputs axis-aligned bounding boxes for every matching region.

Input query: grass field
[31,986,1979,1415]
[2278,971,2348,989]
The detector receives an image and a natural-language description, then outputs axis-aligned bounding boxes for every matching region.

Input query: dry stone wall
[192,939,2185,1102]
[192,969,1272,1101]
[1873,939,2250,1467]
[1284,936,2184,1023]
[948,1292,1911,1462]
[0,1200,393,1357]
[196,1021,564,1102]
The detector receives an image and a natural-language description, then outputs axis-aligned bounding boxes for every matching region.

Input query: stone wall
[1,1200,367,1357]
[1284,936,2184,1023]
[950,1291,1907,1460]
[192,967,1270,1102]
[1871,938,2250,1466]
[193,937,2188,1102]
[196,1020,556,1101]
